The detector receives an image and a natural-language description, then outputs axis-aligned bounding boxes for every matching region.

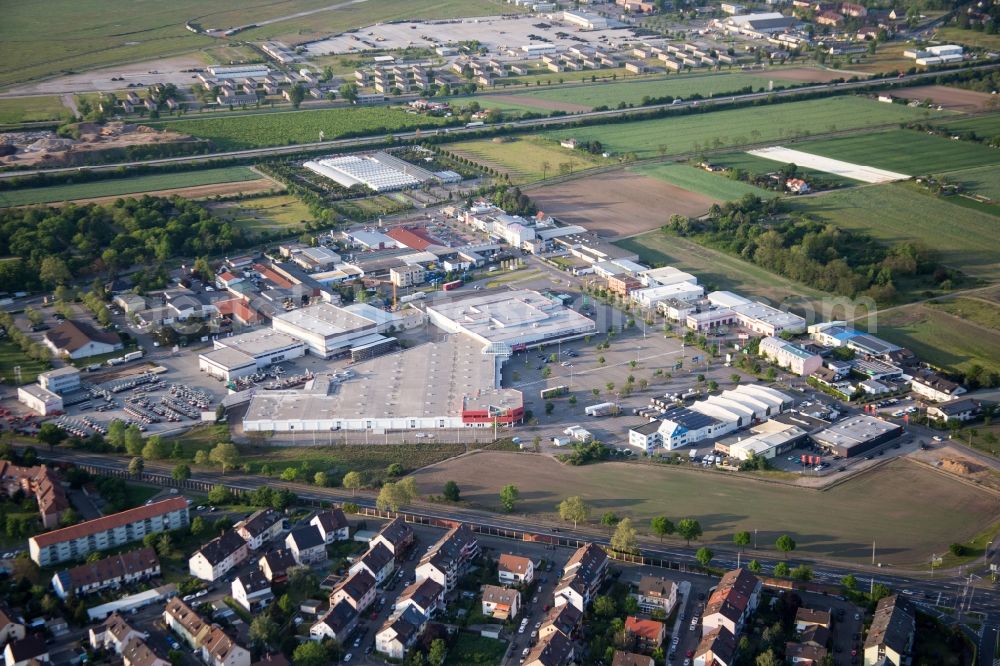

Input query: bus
[442,280,463,291]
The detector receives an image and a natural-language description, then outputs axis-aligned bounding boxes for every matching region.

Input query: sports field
[615,230,830,316]
[0,96,71,124]
[0,167,262,207]
[483,72,775,112]
[151,107,450,150]
[870,299,1000,375]
[448,137,612,183]
[631,162,771,200]
[789,183,1000,280]
[542,97,939,159]
[791,129,1000,175]
[413,451,1000,565]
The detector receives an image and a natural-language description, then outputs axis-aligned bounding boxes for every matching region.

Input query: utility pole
[872,539,876,566]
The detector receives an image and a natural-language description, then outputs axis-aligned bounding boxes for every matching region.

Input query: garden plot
[747,146,910,183]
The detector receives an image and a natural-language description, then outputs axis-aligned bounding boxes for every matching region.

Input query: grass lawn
[542,96,944,159]
[0,96,71,124]
[631,162,772,200]
[223,195,314,234]
[869,300,1000,375]
[448,136,612,183]
[0,167,261,207]
[941,164,1000,202]
[933,27,1000,51]
[151,107,450,150]
[123,483,163,509]
[711,151,863,188]
[615,231,830,317]
[485,71,775,111]
[444,632,508,666]
[791,129,1000,175]
[788,183,1000,281]
[413,452,1000,566]
[0,339,50,385]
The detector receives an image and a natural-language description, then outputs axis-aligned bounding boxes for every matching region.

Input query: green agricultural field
[711,151,862,188]
[413,451,1000,565]
[870,300,1000,375]
[792,129,1000,175]
[788,183,1000,280]
[631,162,771,200]
[0,167,262,207]
[151,107,450,150]
[0,0,505,90]
[543,96,940,159]
[222,195,314,235]
[0,96,71,124]
[944,164,1000,201]
[615,231,830,317]
[448,136,612,183]
[939,114,1000,135]
[484,71,775,111]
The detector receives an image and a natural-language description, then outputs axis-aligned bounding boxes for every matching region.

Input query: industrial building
[208,64,270,79]
[811,415,902,458]
[198,329,306,381]
[425,289,596,353]
[630,282,704,309]
[38,366,81,394]
[18,384,63,416]
[562,10,610,29]
[271,303,380,358]
[303,152,435,192]
[707,292,806,337]
[718,419,808,461]
[243,336,523,433]
[759,336,822,376]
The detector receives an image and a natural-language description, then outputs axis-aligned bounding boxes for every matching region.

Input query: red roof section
[386,226,436,251]
[31,497,187,548]
[253,263,294,289]
[625,616,664,642]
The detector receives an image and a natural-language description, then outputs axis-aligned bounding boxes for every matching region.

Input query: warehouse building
[272,303,380,358]
[243,335,523,433]
[563,10,610,29]
[812,415,902,458]
[719,419,808,461]
[425,289,596,353]
[707,292,806,337]
[198,329,306,382]
[18,384,63,416]
[630,282,704,309]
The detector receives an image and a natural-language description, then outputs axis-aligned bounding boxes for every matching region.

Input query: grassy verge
[443,632,508,666]
[0,96,71,124]
[0,339,50,385]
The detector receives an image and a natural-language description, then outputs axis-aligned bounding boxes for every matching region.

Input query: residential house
[624,616,665,651]
[349,543,395,585]
[926,398,981,423]
[0,606,25,646]
[309,600,357,642]
[330,569,377,613]
[200,625,251,666]
[285,526,327,565]
[795,607,832,632]
[786,641,828,664]
[231,571,273,613]
[524,629,574,666]
[693,627,737,666]
[310,508,349,543]
[370,517,415,559]
[863,595,915,666]
[539,604,582,641]
[89,612,144,654]
[415,523,479,593]
[375,606,427,660]
[189,531,250,582]
[252,655,289,666]
[910,371,966,403]
[258,549,296,584]
[163,598,210,648]
[701,568,761,638]
[53,547,160,599]
[395,578,445,618]
[612,652,654,666]
[481,585,521,621]
[633,576,677,616]
[4,636,49,666]
[43,320,123,360]
[29,497,189,567]
[235,509,284,551]
[122,637,171,666]
[498,554,534,585]
[554,543,608,613]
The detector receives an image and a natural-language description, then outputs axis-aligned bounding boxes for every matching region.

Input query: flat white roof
[273,303,376,339]
[39,366,80,379]
[216,329,304,357]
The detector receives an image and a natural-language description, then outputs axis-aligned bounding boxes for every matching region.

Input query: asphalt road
[3,63,998,180]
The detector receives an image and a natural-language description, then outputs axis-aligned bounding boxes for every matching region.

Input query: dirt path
[60,93,78,119]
